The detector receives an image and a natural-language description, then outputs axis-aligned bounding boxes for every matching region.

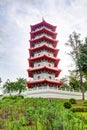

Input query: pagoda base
[23,87,83,99]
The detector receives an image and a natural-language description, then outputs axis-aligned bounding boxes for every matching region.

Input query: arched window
[38,76,40,79]
[49,64,51,67]
[38,64,40,67]
[49,76,51,79]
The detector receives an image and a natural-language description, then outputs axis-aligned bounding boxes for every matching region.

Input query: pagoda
[27,19,63,89]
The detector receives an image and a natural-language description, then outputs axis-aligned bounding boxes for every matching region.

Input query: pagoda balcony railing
[30,53,55,59]
[34,43,53,48]
[32,43,54,49]
[29,86,59,90]
[29,66,58,70]
[33,34,53,40]
[27,86,82,94]
[29,78,59,82]
[32,26,54,33]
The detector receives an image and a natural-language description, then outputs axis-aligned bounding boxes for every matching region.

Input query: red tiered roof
[29,44,59,57]
[27,66,61,77]
[30,20,57,32]
[27,20,63,89]
[28,54,60,67]
[30,27,57,39]
[27,79,63,88]
[30,36,58,48]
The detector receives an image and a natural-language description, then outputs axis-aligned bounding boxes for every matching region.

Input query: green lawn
[0,96,87,130]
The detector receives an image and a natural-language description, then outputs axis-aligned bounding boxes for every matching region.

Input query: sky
[0,0,87,85]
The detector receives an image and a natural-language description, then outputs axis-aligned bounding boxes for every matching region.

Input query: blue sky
[0,0,87,84]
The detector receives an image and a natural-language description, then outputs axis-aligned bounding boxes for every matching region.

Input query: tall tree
[15,78,27,95]
[3,79,15,95]
[60,77,69,90]
[3,78,27,95]
[68,70,81,91]
[65,32,85,100]
[77,37,87,94]
[78,37,87,72]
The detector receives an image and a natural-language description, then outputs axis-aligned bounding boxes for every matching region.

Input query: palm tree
[3,79,15,95]
[15,78,26,95]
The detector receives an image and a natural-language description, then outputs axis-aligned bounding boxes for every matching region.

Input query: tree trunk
[80,71,84,100]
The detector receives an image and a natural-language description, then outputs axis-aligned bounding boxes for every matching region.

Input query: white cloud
[0,0,87,83]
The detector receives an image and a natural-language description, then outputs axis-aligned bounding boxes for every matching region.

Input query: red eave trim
[29,36,58,48]
[28,56,60,68]
[27,79,63,86]
[27,66,61,77]
[43,20,57,31]
[28,54,60,64]
[30,20,56,32]
[28,55,60,67]
[29,44,58,51]
[29,44,59,57]
[30,35,57,43]
[30,27,57,39]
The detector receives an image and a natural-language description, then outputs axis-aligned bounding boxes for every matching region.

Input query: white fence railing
[22,87,83,99]
[1,87,87,100]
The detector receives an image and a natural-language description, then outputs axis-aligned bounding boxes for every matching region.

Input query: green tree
[69,76,81,91]
[77,38,87,98]
[3,79,15,95]
[65,32,85,100]
[78,38,87,72]
[15,78,26,95]
[60,77,69,90]
[68,70,81,91]
[3,78,26,95]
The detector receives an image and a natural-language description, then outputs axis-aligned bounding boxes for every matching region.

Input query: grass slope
[0,95,87,130]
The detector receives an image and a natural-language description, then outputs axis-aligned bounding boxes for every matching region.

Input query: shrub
[70,106,87,112]
[83,101,87,106]
[69,98,76,104]
[17,95,24,99]
[2,96,17,100]
[2,95,24,100]
[64,101,71,109]
[2,96,10,100]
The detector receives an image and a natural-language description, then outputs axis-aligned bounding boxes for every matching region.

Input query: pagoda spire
[27,20,63,89]
[42,17,44,21]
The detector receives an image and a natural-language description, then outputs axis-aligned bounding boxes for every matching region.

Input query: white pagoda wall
[24,89,84,100]
[34,42,53,48]
[34,50,54,57]
[33,73,55,80]
[34,61,54,68]
[3,89,87,100]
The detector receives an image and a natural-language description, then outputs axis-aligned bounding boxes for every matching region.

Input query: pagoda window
[49,71,52,74]
[43,70,45,73]
[49,64,51,67]
[38,76,40,79]
[38,71,40,74]
[38,64,40,67]
[49,76,52,79]
[38,84,41,87]
[44,83,47,86]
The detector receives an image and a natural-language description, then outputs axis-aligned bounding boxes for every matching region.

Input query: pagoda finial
[42,17,44,21]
